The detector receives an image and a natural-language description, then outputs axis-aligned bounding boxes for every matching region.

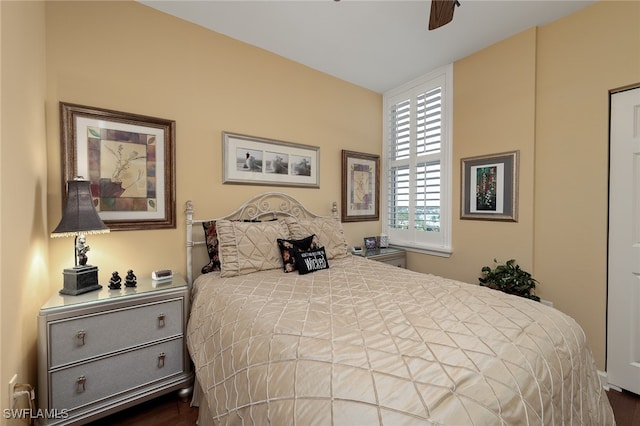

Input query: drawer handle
[158,313,166,327]
[76,330,86,346]
[157,352,166,368]
[76,376,86,393]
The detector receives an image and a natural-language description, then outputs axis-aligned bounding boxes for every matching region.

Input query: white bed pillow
[216,219,290,277]
[284,216,348,259]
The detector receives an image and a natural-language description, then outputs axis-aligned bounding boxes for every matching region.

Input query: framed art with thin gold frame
[60,102,176,231]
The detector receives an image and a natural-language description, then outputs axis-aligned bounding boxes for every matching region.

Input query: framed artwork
[363,236,378,250]
[222,132,320,188]
[460,150,519,221]
[60,102,176,230]
[341,150,380,222]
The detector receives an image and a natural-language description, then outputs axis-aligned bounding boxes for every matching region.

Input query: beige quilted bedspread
[187,255,614,425]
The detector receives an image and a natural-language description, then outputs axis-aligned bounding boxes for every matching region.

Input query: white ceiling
[139,0,595,93]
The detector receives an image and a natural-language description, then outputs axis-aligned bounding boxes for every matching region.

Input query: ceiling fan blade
[429,0,460,30]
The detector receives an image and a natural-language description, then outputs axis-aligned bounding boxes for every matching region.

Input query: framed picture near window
[341,150,380,222]
[60,102,176,230]
[363,236,378,250]
[460,150,519,222]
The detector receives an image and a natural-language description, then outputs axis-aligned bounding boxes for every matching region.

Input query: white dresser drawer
[50,338,184,411]
[49,299,182,368]
[38,276,193,425]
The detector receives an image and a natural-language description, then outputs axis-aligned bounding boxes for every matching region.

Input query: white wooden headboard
[185,192,338,285]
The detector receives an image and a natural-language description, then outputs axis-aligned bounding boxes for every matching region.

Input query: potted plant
[479,259,540,302]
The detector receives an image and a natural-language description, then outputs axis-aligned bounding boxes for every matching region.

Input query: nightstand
[37,274,193,425]
[356,247,407,268]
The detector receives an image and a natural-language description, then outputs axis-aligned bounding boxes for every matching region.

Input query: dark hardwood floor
[608,389,640,426]
[88,388,639,425]
[87,393,198,426]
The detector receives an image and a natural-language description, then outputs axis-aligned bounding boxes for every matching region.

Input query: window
[382,65,452,256]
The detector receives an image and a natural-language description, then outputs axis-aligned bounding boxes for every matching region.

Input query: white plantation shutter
[392,99,411,160]
[415,161,440,232]
[383,65,452,255]
[389,165,410,229]
[416,89,442,156]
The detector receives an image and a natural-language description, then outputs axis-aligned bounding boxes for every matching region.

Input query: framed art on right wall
[460,150,519,222]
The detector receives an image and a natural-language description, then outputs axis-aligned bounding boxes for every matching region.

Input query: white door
[607,85,640,394]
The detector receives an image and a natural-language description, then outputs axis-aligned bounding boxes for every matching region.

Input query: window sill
[390,243,452,258]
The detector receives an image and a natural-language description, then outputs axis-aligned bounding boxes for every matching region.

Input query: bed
[185,192,614,425]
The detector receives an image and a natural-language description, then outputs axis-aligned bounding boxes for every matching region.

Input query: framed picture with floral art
[341,150,380,222]
[460,150,519,222]
[60,102,176,230]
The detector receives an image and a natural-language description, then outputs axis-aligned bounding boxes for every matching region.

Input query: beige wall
[409,27,537,283]
[535,0,639,369]
[1,1,49,423]
[409,1,640,369]
[45,1,382,289]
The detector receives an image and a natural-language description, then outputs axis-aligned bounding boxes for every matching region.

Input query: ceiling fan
[429,0,461,30]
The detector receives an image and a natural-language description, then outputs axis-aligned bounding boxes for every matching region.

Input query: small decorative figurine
[125,269,137,287]
[108,271,122,289]
[75,235,90,266]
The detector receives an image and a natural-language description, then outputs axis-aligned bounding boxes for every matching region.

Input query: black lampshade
[51,178,110,237]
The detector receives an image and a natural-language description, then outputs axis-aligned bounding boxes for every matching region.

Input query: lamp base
[60,265,102,296]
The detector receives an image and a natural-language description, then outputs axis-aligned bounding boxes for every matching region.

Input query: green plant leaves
[479,259,540,302]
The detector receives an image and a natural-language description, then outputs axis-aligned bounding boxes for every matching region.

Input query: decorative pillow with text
[293,246,329,275]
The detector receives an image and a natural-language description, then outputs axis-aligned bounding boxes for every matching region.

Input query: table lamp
[51,177,110,295]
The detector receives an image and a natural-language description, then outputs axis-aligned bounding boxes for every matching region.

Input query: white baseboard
[598,370,608,390]
[597,370,619,391]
